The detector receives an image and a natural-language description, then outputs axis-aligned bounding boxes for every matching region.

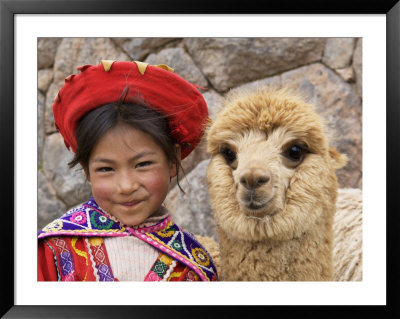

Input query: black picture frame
[1,0,399,318]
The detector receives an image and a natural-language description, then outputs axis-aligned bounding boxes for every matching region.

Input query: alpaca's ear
[207,117,213,128]
[329,147,347,170]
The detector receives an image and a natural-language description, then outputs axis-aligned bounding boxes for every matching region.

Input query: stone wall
[38,37,362,238]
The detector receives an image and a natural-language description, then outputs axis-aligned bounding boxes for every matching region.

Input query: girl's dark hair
[68,96,184,192]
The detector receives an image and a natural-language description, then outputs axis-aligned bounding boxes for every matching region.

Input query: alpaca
[205,88,347,281]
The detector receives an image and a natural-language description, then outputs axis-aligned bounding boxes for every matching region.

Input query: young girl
[38,60,217,281]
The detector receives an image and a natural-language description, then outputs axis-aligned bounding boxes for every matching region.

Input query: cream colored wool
[104,236,159,281]
[333,188,362,281]
[205,88,347,281]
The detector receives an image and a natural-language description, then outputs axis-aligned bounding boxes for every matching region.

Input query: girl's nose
[117,172,139,194]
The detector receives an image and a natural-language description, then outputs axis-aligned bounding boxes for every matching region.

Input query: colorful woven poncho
[38,198,218,281]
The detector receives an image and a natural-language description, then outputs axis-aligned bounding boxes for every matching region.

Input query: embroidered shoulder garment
[38,198,218,281]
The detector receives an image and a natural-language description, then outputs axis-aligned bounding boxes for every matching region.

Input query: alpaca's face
[220,127,308,219]
[206,89,347,240]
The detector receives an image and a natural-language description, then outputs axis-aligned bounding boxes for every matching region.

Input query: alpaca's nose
[239,168,271,190]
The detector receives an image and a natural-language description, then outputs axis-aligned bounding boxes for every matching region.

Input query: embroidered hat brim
[53,60,209,160]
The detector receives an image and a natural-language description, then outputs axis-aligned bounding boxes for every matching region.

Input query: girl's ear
[82,164,90,182]
[169,144,181,178]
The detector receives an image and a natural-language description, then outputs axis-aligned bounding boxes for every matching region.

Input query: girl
[38,60,217,281]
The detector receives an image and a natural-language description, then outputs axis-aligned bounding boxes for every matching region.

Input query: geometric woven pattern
[128,222,218,281]
[38,198,217,281]
[38,198,126,239]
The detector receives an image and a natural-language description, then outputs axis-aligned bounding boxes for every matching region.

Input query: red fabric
[38,237,99,281]
[53,61,209,159]
[38,240,58,281]
[167,263,200,281]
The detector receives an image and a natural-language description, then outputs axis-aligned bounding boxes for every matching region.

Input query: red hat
[52,60,209,160]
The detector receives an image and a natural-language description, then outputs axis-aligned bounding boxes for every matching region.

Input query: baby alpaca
[206,88,347,281]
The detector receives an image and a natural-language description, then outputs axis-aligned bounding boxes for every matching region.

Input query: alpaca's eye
[287,145,303,161]
[220,147,237,165]
[283,144,308,164]
[282,143,309,168]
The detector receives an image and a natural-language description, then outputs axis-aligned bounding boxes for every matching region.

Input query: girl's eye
[220,147,237,165]
[96,167,113,172]
[136,161,152,168]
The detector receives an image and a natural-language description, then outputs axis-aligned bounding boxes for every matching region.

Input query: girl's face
[86,124,178,226]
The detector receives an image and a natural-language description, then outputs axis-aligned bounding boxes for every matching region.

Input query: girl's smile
[86,124,177,226]
[119,200,143,207]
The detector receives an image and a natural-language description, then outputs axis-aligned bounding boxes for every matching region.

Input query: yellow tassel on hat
[100,60,116,72]
[134,61,149,75]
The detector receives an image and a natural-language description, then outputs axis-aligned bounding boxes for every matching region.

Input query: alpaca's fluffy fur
[206,88,347,281]
[195,188,362,281]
